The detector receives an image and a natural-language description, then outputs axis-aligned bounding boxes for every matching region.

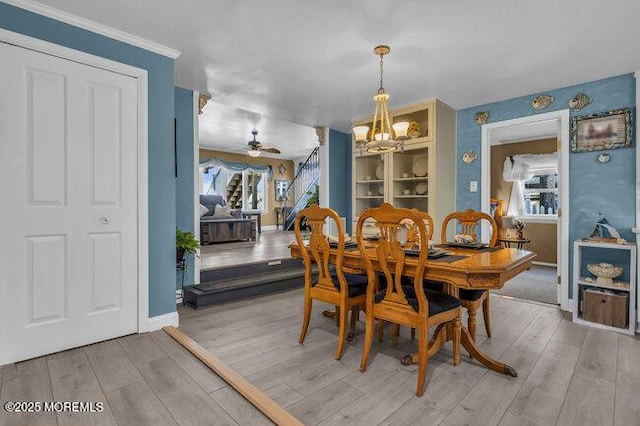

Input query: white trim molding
[140,311,179,333]
[3,0,181,58]
[481,109,570,311]
[193,91,201,284]
[0,28,152,334]
[635,71,640,332]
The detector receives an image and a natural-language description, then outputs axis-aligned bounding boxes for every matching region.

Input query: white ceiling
[32,0,640,154]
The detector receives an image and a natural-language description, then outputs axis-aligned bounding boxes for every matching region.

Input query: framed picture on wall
[570,108,632,152]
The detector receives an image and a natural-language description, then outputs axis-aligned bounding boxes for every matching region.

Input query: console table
[242,210,262,233]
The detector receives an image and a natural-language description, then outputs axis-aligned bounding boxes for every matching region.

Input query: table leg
[400,324,518,377]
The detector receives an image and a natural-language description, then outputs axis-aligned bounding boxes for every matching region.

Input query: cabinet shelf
[356,180,384,184]
[392,177,428,182]
[356,196,384,199]
[576,277,630,292]
[393,195,429,199]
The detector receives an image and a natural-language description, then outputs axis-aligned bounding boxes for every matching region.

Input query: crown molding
[3,0,181,59]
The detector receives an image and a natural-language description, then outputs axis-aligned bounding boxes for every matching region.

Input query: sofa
[199,195,256,244]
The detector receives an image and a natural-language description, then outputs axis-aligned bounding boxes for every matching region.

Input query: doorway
[481,110,570,310]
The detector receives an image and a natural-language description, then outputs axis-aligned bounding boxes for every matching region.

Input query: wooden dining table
[289,241,536,377]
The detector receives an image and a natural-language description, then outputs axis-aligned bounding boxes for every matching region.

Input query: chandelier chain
[378,52,385,94]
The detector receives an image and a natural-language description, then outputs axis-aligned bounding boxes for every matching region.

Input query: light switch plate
[470,181,478,192]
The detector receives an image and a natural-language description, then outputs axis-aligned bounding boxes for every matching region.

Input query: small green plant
[300,185,320,231]
[176,228,199,268]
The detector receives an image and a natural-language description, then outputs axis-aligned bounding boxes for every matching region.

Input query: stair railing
[283,147,320,230]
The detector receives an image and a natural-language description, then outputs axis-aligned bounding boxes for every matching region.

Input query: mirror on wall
[275,179,289,201]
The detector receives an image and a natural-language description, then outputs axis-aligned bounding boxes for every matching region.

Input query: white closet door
[0,42,139,365]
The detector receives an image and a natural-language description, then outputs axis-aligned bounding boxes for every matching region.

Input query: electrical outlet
[469,181,478,192]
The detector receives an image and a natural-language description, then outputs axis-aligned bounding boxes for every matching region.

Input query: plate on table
[329,240,358,249]
[404,248,449,259]
[444,241,488,249]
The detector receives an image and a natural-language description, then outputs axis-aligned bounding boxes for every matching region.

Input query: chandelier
[352,45,409,153]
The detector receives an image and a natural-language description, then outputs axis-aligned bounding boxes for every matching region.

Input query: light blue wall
[175,87,195,289]
[457,73,636,297]
[0,2,177,317]
[328,129,353,234]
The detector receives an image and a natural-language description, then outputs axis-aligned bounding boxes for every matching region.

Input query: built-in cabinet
[573,240,637,335]
[352,99,457,238]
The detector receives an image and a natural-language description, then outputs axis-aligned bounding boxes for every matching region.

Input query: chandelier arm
[383,99,393,140]
[371,98,380,141]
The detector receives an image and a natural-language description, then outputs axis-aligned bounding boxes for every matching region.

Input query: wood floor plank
[209,387,273,426]
[117,334,166,366]
[505,342,580,425]
[440,372,522,426]
[614,372,640,426]
[84,340,143,393]
[46,350,117,425]
[556,375,615,426]
[149,331,227,394]
[317,370,415,426]
[0,358,57,426]
[263,384,304,408]
[497,411,541,426]
[287,381,364,425]
[378,399,448,426]
[614,334,640,426]
[549,312,588,348]
[105,380,177,426]
[137,356,238,425]
[556,329,618,426]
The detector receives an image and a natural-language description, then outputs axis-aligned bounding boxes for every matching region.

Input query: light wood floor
[200,230,295,271]
[2,291,639,425]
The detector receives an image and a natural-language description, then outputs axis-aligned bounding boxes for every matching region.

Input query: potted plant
[513,220,526,240]
[176,228,199,269]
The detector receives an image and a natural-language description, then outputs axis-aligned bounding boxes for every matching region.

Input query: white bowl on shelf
[586,262,623,286]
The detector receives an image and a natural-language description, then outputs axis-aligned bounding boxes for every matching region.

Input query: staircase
[225,172,242,208]
[225,172,263,209]
[283,147,320,230]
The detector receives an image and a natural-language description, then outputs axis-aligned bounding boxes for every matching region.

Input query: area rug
[491,265,558,305]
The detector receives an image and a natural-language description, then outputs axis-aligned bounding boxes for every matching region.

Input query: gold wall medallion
[568,92,591,111]
[462,150,477,165]
[475,111,489,125]
[531,94,554,110]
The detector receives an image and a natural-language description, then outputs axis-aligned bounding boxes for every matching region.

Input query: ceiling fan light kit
[352,45,409,154]
[246,129,281,157]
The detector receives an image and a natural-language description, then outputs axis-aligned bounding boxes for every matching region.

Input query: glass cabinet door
[354,153,385,217]
[390,146,429,212]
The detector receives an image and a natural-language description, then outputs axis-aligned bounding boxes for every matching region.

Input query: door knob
[101,217,111,224]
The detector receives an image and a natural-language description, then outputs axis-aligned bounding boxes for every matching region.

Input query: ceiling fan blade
[261,147,281,154]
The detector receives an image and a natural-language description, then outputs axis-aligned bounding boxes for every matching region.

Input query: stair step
[184,266,310,309]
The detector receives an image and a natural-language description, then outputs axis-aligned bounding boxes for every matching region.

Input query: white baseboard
[140,311,179,333]
[532,261,557,268]
[261,225,278,231]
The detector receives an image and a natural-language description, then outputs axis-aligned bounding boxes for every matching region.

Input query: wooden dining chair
[356,203,461,397]
[294,204,367,360]
[440,209,498,341]
[390,209,434,344]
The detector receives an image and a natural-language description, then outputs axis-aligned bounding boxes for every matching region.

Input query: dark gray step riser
[184,275,305,309]
[200,258,302,282]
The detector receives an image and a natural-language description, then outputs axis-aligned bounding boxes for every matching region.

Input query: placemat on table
[434,244,501,253]
[429,254,468,263]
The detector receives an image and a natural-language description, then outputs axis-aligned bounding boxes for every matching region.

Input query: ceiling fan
[246,130,281,157]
